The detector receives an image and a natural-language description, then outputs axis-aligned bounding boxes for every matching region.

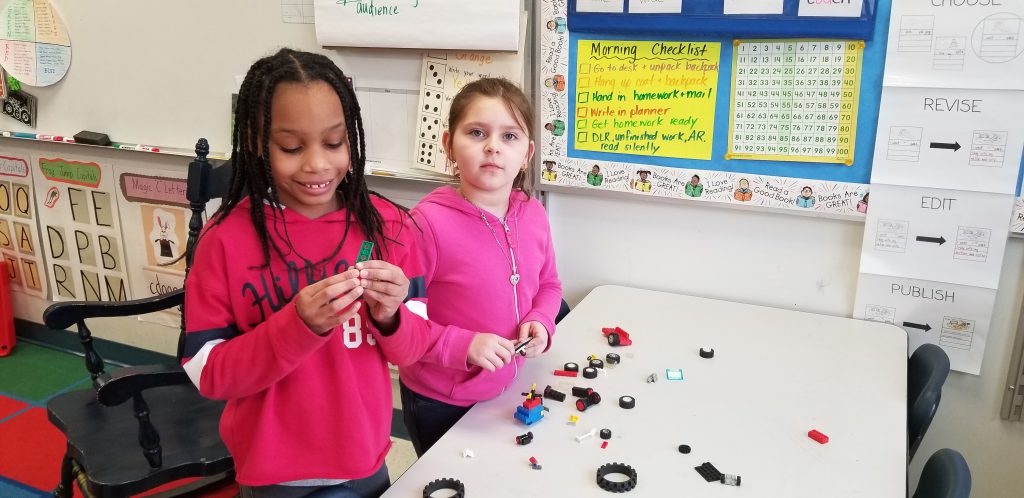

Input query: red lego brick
[554,369,578,377]
[808,429,829,444]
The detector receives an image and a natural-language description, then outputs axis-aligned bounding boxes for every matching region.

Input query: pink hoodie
[401,186,562,406]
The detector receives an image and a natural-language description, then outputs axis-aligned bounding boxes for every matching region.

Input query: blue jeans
[239,464,390,498]
[400,381,472,457]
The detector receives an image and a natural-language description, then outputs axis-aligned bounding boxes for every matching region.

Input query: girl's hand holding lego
[517,321,549,358]
[295,268,363,335]
[468,333,515,372]
[356,260,409,331]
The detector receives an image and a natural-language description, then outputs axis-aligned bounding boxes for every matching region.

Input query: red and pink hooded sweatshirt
[400,186,562,407]
[181,196,433,486]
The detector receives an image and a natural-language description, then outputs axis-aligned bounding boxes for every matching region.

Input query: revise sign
[728,40,864,164]
[573,40,721,160]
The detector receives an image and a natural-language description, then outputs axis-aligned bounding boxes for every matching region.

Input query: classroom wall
[545,189,1024,498]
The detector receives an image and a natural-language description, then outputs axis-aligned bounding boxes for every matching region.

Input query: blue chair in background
[555,298,571,324]
[912,448,971,498]
[908,343,951,462]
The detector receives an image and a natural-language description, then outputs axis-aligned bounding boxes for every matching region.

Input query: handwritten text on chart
[574,40,721,160]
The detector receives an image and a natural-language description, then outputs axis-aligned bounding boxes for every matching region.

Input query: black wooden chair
[43,140,235,498]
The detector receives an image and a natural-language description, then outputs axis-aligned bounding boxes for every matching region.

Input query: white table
[385,285,908,497]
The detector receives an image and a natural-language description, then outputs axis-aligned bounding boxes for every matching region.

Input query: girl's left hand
[356,260,409,332]
[516,321,549,358]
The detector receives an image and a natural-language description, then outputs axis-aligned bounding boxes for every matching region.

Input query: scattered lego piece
[516,431,534,445]
[721,474,742,486]
[600,428,612,439]
[564,362,580,372]
[589,358,604,369]
[529,456,538,465]
[678,444,691,454]
[602,327,633,346]
[513,384,545,425]
[554,369,578,377]
[695,462,724,482]
[462,448,474,459]
[582,367,598,379]
[531,463,542,470]
[619,396,635,409]
[808,429,829,444]
[576,428,597,442]
[568,414,579,425]
[572,386,593,397]
[577,396,596,412]
[666,369,684,381]
[646,373,657,383]
[587,354,599,361]
[601,441,609,449]
[605,353,621,364]
[543,385,566,402]
[596,462,638,492]
[699,347,715,359]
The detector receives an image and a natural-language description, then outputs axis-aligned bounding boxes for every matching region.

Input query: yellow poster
[574,40,721,160]
[727,39,864,164]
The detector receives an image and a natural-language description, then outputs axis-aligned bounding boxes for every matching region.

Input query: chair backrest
[908,343,951,461]
[175,139,233,360]
[913,448,971,498]
[555,298,571,324]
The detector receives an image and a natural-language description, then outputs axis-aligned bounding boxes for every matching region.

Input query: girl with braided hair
[182,48,434,497]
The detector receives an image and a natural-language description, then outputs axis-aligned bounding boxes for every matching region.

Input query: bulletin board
[0,0,486,179]
[537,0,1024,226]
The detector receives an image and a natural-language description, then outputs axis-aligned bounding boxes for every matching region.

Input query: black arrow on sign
[903,321,932,332]
[915,235,947,245]
[929,141,961,151]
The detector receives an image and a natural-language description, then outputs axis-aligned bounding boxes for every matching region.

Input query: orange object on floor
[0,261,14,357]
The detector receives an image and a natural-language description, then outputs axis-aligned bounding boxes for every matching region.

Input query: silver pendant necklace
[461,190,520,286]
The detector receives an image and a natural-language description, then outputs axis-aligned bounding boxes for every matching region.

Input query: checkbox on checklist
[579,64,591,74]
[579,77,590,88]
[578,92,590,103]
[578,120,588,130]
[577,132,588,143]
[577,107,588,118]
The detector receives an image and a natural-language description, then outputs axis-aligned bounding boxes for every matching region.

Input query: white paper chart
[871,87,1024,194]
[855,273,996,375]
[859,184,1014,290]
[0,0,72,87]
[885,1,1024,90]
[413,17,526,174]
[728,40,863,164]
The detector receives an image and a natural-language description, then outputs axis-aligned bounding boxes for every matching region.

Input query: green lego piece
[355,240,374,263]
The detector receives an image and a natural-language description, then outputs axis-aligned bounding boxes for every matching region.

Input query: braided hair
[207,48,407,269]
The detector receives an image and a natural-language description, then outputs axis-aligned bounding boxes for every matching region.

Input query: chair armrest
[95,364,194,406]
[44,289,185,330]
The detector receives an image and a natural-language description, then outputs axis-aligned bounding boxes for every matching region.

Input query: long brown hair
[445,77,534,193]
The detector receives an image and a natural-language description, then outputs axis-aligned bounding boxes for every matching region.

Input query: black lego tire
[423,477,465,498]
[596,462,638,492]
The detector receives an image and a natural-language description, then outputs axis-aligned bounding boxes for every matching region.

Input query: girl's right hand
[295,268,363,335]
[468,333,515,372]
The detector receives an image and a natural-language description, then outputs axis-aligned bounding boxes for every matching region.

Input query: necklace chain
[460,190,520,286]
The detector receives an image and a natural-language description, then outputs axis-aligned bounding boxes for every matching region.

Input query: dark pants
[400,381,472,457]
[239,464,390,498]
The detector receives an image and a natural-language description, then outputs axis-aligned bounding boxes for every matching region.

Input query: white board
[314,0,519,51]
